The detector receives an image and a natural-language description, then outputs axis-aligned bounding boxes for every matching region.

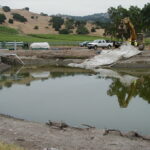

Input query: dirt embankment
[0,115,150,150]
[0,48,96,66]
[1,46,150,68]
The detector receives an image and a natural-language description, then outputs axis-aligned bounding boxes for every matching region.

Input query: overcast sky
[0,0,149,16]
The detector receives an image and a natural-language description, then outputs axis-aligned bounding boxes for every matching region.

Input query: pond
[0,66,150,135]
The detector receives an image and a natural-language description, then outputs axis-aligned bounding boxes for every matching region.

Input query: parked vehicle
[113,41,123,48]
[87,39,113,50]
[79,41,89,47]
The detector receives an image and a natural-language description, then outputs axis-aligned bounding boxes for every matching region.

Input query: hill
[57,13,110,22]
[0,7,105,36]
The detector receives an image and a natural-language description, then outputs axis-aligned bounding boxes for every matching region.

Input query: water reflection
[96,68,150,108]
[1,66,150,108]
[0,66,93,88]
[1,66,150,134]
[106,75,150,107]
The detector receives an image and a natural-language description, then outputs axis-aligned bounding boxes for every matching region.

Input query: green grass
[0,26,18,34]
[0,25,109,43]
[145,38,150,44]
[29,34,109,42]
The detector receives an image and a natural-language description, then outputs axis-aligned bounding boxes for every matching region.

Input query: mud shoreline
[0,114,150,150]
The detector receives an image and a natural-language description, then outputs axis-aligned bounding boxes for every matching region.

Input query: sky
[0,0,149,16]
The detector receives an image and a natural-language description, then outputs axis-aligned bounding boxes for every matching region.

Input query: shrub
[2,6,11,12]
[0,13,6,24]
[91,27,96,32]
[34,25,39,29]
[8,18,14,24]
[24,7,29,11]
[31,16,34,19]
[40,12,48,16]
[12,13,27,22]
[76,26,89,34]
[59,29,70,34]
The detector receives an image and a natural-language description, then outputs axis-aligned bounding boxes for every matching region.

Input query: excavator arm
[119,17,144,50]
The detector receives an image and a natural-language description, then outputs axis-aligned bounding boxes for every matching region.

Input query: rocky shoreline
[0,114,150,150]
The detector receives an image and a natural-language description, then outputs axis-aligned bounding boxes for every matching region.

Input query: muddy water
[0,66,150,135]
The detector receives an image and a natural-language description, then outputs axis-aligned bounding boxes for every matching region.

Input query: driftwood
[103,129,150,141]
[103,129,123,136]
[46,121,69,129]
[46,121,95,131]
[81,124,95,129]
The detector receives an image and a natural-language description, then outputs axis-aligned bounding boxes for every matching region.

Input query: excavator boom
[119,17,144,50]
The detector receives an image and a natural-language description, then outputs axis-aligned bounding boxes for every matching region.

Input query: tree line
[103,3,150,38]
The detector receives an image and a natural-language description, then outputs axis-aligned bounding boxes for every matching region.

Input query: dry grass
[0,8,104,36]
[0,142,25,150]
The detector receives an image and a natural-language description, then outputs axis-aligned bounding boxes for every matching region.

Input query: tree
[2,6,11,12]
[0,14,6,24]
[141,3,150,31]
[12,13,27,22]
[129,6,142,32]
[107,5,129,37]
[65,19,74,29]
[50,16,64,31]
[76,26,89,34]
[75,20,86,27]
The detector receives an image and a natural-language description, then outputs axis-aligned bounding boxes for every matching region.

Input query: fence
[0,42,24,50]
[0,41,82,50]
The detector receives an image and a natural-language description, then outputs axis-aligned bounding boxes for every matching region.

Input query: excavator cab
[137,33,144,50]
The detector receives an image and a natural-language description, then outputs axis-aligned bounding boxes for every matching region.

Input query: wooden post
[14,41,17,50]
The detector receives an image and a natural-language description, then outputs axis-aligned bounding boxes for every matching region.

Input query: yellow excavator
[119,17,144,50]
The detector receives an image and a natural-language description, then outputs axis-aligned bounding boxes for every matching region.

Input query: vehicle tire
[94,45,97,50]
[88,47,91,49]
[138,44,144,51]
[107,45,111,49]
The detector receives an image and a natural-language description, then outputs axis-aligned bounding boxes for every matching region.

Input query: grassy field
[0,26,149,44]
[145,38,150,44]
[29,34,109,41]
[0,26,102,43]
[0,142,25,150]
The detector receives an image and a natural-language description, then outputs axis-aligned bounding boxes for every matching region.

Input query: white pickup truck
[87,39,113,50]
